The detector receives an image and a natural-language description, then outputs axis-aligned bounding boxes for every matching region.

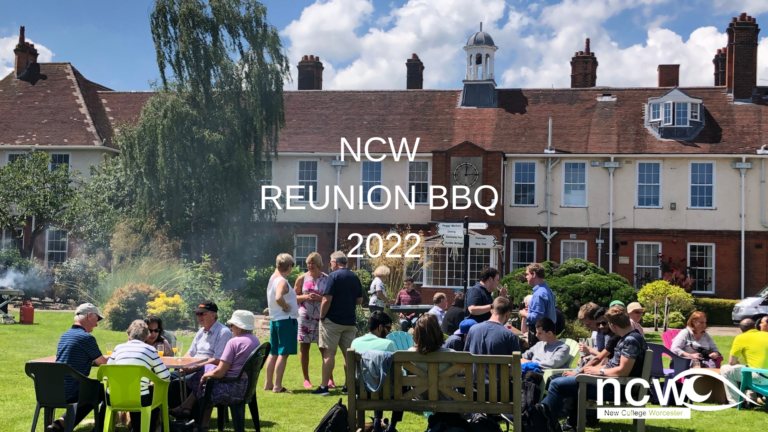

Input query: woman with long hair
[408,314,455,400]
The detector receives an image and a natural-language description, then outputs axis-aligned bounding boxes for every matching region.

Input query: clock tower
[461,23,498,108]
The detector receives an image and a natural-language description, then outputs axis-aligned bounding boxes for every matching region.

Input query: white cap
[227,310,255,331]
[75,303,104,321]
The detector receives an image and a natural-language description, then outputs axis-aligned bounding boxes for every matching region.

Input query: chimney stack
[297,55,323,90]
[725,13,760,99]
[13,26,39,77]
[570,38,598,88]
[657,64,680,87]
[406,53,424,89]
[713,48,727,86]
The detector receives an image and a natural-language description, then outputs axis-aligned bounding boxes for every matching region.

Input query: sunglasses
[149,328,161,334]
[597,321,609,327]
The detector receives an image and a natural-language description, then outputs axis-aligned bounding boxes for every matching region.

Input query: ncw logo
[597,369,758,411]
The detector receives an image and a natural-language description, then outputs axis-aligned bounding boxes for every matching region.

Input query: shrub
[103,283,161,331]
[668,311,686,327]
[640,312,657,327]
[498,276,532,306]
[561,319,592,340]
[637,280,695,316]
[176,256,233,324]
[0,248,31,273]
[354,269,372,295]
[241,265,302,311]
[550,273,637,318]
[146,293,189,330]
[53,257,102,303]
[556,259,607,277]
[694,298,740,326]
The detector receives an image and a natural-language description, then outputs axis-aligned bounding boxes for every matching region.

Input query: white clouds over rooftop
[0,35,53,78]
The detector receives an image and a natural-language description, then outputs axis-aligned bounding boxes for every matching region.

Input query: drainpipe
[733,157,753,299]
[501,158,507,276]
[602,158,622,273]
[330,158,348,251]
[761,156,768,229]
[541,118,558,261]
[598,217,626,270]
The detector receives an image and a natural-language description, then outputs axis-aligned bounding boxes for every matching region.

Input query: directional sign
[441,235,464,241]
[442,238,464,247]
[469,235,497,248]
[468,222,488,230]
[437,223,464,236]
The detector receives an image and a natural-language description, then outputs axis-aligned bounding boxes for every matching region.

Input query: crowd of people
[45,249,768,432]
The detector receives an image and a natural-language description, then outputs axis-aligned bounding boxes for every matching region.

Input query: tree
[0,151,83,259]
[118,0,291,278]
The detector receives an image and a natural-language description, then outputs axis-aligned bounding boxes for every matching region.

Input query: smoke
[0,268,52,298]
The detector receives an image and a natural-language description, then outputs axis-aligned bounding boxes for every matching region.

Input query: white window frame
[560,240,587,262]
[689,161,716,209]
[406,160,431,205]
[690,103,700,121]
[650,103,661,122]
[634,242,662,286]
[675,102,689,126]
[293,234,318,272]
[636,161,662,208]
[688,242,715,294]
[511,161,537,206]
[510,239,536,270]
[1,227,24,251]
[422,246,497,289]
[49,153,71,172]
[361,161,383,205]
[45,229,68,266]
[663,101,673,126]
[296,160,318,203]
[561,161,588,208]
[5,152,26,165]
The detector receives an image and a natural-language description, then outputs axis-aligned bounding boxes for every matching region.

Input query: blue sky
[2,0,767,91]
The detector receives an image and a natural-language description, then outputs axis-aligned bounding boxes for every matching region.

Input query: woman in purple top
[170,310,260,429]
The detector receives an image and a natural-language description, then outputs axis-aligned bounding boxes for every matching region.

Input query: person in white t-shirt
[368,266,391,314]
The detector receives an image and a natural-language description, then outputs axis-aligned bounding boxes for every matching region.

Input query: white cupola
[464,23,498,82]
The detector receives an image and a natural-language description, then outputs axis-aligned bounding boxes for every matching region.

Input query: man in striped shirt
[50,303,108,431]
[108,319,171,431]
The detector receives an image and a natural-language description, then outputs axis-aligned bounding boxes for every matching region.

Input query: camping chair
[574,349,653,432]
[540,338,580,397]
[386,331,414,351]
[662,329,723,367]
[25,362,104,432]
[738,367,768,410]
[97,365,170,432]
[199,342,270,432]
[647,343,691,405]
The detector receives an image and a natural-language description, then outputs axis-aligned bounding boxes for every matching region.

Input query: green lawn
[3,312,768,432]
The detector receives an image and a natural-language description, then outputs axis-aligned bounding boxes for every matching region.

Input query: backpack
[555,308,566,336]
[521,403,562,432]
[425,413,472,432]
[468,413,502,432]
[315,398,349,432]
[520,379,542,415]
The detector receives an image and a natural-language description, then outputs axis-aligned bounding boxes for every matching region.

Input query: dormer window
[645,88,705,141]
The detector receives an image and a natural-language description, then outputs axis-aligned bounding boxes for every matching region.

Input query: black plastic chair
[198,342,270,432]
[25,362,103,432]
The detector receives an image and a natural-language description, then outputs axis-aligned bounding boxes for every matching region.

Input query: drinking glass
[173,340,183,360]
[106,343,113,356]
[156,343,165,357]
[579,338,587,357]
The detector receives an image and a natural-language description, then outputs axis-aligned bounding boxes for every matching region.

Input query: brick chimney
[570,38,598,88]
[406,53,424,89]
[13,26,39,77]
[297,55,323,90]
[726,13,760,99]
[657,65,680,87]
[712,48,727,86]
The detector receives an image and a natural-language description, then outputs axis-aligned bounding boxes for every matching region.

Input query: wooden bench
[346,349,523,432]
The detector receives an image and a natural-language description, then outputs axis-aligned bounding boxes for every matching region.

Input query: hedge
[694,298,739,325]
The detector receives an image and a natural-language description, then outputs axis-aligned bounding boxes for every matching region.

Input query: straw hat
[227,310,255,331]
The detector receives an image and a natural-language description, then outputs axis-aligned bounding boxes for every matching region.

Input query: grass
[3,312,768,432]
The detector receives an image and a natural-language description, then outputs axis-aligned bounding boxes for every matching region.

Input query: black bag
[315,398,349,432]
[169,420,196,432]
[555,308,566,337]
[426,413,472,432]
[520,379,542,415]
[521,403,562,432]
[469,413,502,432]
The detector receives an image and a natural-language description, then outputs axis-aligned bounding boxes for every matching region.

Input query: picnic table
[0,289,24,323]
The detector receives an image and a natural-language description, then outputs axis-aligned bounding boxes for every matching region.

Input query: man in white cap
[48,303,108,431]
[626,302,646,336]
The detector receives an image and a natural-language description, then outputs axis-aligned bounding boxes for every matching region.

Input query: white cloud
[712,0,768,16]
[281,0,767,90]
[0,35,54,77]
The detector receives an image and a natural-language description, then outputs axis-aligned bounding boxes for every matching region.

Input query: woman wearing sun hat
[170,310,261,428]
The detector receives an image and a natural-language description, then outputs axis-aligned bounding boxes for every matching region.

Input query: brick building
[3,15,768,302]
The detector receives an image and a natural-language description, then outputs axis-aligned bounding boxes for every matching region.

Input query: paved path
[643,325,740,336]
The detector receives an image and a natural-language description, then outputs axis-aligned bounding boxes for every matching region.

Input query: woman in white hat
[170,310,261,429]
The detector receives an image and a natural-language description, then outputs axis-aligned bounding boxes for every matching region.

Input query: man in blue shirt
[444,318,477,352]
[519,263,556,345]
[50,303,108,431]
[465,267,508,323]
[314,251,363,396]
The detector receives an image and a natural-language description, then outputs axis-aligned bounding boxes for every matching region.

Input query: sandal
[46,419,65,431]
[169,406,192,419]
[272,386,292,394]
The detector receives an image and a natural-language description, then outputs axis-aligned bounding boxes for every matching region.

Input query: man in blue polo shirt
[49,303,108,431]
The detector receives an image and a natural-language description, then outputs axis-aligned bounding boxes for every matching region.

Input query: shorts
[318,319,357,353]
[270,318,298,355]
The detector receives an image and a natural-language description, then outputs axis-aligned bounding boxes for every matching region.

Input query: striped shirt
[56,325,102,400]
[107,340,171,395]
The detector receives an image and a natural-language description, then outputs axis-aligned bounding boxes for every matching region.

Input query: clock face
[453,162,479,187]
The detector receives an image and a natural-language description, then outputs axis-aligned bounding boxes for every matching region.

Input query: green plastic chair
[97,365,170,432]
[738,367,768,410]
[540,338,580,397]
